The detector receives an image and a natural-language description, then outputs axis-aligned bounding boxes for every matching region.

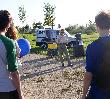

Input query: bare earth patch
[20,54,85,99]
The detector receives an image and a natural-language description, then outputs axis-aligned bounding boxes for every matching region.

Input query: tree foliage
[18,5,26,25]
[84,20,96,34]
[32,22,44,29]
[31,22,44,33]
[43,3,56,29]
[65,20,96,35]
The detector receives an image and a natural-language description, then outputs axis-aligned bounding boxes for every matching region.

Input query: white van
[36,29,77,49]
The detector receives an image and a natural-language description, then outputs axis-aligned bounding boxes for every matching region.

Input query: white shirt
[57,34,68,44]
[0,39,16,92]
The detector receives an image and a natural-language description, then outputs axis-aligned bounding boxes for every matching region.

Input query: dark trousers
[0,90,19,99]
[58,43,71,64]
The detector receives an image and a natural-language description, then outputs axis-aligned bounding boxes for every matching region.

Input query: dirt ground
[20,54,85,99]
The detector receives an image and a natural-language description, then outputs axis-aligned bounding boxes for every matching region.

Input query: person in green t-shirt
[0,10,24,99]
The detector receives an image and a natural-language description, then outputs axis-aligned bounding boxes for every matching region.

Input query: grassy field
[19,33,47,54]
[82,33,99,48]
[19,32,99,55]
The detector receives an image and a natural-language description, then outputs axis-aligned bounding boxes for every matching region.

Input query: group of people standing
[0,9,110,99]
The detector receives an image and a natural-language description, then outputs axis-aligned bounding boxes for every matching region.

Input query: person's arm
[81,45,94,99]
[56,36,60,44]
[65,34,68,43]
[10,71,23,99]
[6,40,24,99]
[15,41,21,58]
[81,71,92,99]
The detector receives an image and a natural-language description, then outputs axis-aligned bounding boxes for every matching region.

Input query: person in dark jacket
[81,11,110,99]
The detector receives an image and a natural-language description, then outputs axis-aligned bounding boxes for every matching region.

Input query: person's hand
[19,94,25,99]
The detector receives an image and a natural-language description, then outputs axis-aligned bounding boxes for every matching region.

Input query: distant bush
[65,20,96,35]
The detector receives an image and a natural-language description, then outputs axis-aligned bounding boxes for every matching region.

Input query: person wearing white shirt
[57,29,72,67]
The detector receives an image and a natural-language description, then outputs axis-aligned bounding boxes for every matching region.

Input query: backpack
[94,38,110,92]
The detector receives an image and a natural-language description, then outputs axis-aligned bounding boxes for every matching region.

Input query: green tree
[32,22,43,29]
[24,24,30,33]
[18,5,26,30]
[84,20,96,34]
[65,24,85,34]
[31,22,44,33]
[65,20,96,35]
[43,3,56,29]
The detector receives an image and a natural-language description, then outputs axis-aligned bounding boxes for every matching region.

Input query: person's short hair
[0,10,12,31]
[95,11,110,29]
[60,29,64,32]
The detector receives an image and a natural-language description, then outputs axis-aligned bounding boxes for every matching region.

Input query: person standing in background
[57,29,72,67]
[5,24,21,57]
[0,10,24,99]
[5,24,22,67]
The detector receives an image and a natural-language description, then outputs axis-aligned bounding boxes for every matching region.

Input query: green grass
[19,33,36,48]
[82,33,99,48]
[18,32,99,55]
[18,33,47,54]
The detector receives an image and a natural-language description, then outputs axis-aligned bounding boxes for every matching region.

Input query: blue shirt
[85,35,110,99]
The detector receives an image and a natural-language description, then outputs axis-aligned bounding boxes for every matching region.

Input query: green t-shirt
[0,35,18,72]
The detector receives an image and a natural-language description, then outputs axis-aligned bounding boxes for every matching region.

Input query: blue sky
[1,0,110,28]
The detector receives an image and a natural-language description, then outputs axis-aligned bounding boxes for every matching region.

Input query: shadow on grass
[21,65,65,81]
[30,47,47,55]
[23,56,58,66]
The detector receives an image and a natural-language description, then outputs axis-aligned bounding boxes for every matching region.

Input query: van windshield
[64,30,71,37]
[46,29,59,36]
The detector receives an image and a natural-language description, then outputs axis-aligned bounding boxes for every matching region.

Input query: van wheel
[41,43,48,49]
